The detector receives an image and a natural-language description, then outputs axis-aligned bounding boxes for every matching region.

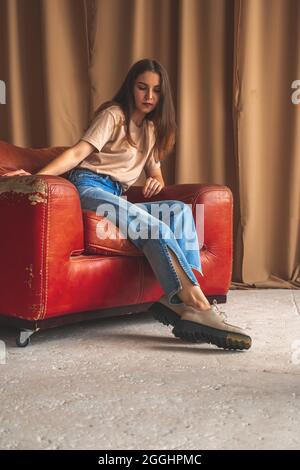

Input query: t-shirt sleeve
[81,110,115,152]
[144,148,161,172]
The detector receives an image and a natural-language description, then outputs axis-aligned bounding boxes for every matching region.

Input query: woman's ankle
[192,299,211,311]
[178,294,211,311]
[177,286,211,311]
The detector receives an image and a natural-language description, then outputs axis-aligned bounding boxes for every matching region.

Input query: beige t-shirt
[78,105,160,192]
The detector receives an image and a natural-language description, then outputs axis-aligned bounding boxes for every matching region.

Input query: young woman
[5,59,251,350]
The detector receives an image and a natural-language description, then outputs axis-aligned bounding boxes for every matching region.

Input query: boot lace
[212,299,227,320]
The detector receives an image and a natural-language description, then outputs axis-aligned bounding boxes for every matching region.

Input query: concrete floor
[0,289,300,450]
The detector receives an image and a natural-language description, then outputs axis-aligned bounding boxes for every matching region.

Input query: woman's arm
[36,140,96,176]
[2,140,96,177]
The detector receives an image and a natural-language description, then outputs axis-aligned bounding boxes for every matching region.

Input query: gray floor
[0,289,300,450]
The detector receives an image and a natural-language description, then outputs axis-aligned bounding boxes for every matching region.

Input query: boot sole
[173,320,252,350]
[149,302,181,327]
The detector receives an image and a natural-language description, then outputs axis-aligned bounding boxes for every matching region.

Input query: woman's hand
[143,177,163,198]
[2,169,32,177]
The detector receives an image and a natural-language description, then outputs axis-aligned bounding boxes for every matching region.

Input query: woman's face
[133,71,161,115]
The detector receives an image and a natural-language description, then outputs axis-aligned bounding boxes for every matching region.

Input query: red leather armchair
[0,140,233,346]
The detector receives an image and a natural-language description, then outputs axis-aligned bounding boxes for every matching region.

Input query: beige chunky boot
[173,300,252,350]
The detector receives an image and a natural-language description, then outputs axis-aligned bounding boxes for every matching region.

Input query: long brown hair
[87,59,177,162]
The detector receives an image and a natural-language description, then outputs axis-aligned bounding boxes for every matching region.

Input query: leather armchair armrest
[0,175,84,317]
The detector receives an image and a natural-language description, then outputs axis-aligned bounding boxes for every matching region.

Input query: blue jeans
[68,168,203,305]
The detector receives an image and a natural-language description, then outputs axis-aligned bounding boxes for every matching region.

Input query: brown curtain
[0,0,299,288]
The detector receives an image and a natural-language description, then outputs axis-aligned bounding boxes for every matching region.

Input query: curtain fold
[0,0,299,287]
[231,0,300,288]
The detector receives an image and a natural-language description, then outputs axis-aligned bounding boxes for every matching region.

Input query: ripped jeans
[68,168,203,305]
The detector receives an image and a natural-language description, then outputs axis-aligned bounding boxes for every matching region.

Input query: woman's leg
[134,199,211,311]
[167,248,210,310]
[135,198,251,350]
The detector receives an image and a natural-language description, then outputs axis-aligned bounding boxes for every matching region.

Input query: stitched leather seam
[36,191,46,320]
[86,243,142,256]
[37,184,49,320]
[43,191,50,320]
[69,256,130,261]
